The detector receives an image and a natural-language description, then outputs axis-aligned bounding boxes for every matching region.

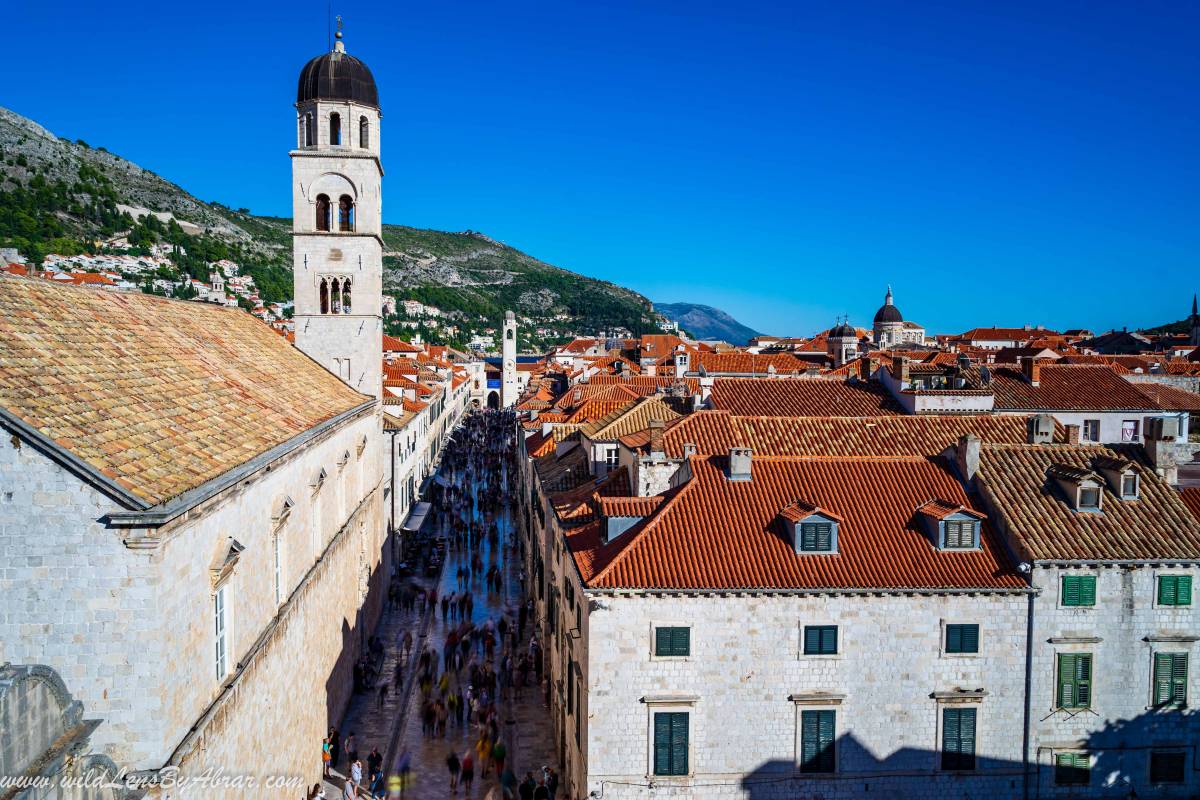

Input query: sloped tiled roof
[549,467,631,526]
[1127,382,1200,412]
[0,274,369,506]
[970,364,1168,411]
[584,375,701,396]
[976,444,1200,562]
[565,398,638,424]
[567,455,1024,591]
[692,351,818,375]
[708,378,905,417]
[579,397,682,441]
[1180,488,1200,522]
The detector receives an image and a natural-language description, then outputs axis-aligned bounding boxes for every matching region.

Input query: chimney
[1028,413,1055,444]
[683,442,697,459]
[1020,356,1041,387]
[1065,424,1081,445]
[728,447,752,482]
[954,434,981,482]
[891,355,910,385]
[649,419,666,459]
[956,353,971,372]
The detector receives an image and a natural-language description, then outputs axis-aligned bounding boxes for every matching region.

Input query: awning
[401,502,432,532]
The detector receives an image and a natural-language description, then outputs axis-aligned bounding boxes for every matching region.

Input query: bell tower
[291,20,383,400]
[501,311,518,408]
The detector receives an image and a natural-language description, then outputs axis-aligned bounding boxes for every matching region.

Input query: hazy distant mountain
[654,302,761,345]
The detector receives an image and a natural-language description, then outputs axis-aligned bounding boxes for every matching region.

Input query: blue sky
[8,0,1199,336]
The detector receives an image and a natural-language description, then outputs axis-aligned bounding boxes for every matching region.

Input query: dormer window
[1047,463,1105,513]
[780,501,841,555]
[1078,486,1101,510]
[1121,474,1138,499]
[1092,455,1139,501]
[917,500,984,551]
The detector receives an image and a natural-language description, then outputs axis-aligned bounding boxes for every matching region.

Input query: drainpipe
[1022,587,1035,800]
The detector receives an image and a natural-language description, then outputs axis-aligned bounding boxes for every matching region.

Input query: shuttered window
[799,522,833,552]
[653,712,688,776]
[803,625,838,655]
[1153,653,1188,707]
[1056,653,1093,709]
[943,520,976,549]
[1054,753,1090,785]
[945,624,980,654]
[940,707,976,771]
[1157,575,1193,607]
[1149,751,1186,784]
[800,710,836,773]
[1061,575,1096,607]
[654,627,691,657]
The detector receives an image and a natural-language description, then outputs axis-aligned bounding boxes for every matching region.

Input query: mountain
[654,302,761,345]
[0,105,665,348]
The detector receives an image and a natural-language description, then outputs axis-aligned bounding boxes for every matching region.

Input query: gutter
[0,407,149,511]
[107,400,376,528]
[583,585,1036,597]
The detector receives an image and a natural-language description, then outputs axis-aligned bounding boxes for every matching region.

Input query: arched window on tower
[506,328,514,340]
[319,275,353,314]
[329,113,341,146]
[315,194,331,231]
[359,116,369,149]
[305,112,315,147]
[338,195,355,232]
[342,278,353,313]
[320,276,330,313]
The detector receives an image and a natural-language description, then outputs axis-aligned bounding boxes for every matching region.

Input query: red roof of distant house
[692,351,818,375]
[566,455,1024,591]
[708,378,905,417]
[383,335,422,353]
[972,364,1186,411]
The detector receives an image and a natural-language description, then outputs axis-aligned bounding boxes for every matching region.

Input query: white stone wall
[995,409,1187,445]
[582,592,1030,800]
[1029,564,1200,798]
[0,409,387,795]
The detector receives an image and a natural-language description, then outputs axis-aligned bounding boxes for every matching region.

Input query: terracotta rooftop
[708,378,905,417]
[566,455,1024,591]
[578,397,682,441]
[0,274,369,506]
[620,411,1053,457]
[549,467,631,526]
[1180,488,1200,522]
[584,375,701,396]
[692,351,818,375]
[969,364,1179,411]
[976,444,1200,562]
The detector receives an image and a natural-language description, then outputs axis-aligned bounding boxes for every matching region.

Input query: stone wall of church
[583,591,1029,800]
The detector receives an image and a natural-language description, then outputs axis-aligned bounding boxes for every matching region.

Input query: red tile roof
[1180,488,1200,522]
[708,378,905,417]
[584,375,701,396]
[383,335,422,353]
[568,455,1024,591]
[693,351,818,375]
[975,364,1186,411]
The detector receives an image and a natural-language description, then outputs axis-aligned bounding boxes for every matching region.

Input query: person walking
[321,736,332,780]
[491,738,507,780]
[460,751,475,794]
[344,732,358,772]
[350,758,363,791]
[519,773,535,800]
[329,728,341,771]
[446,749,461,794]
[546,768,559,800]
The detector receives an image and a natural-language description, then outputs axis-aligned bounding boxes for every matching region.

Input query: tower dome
[830,321,857,338]
[296,29,379,108]
[873,286,903,325]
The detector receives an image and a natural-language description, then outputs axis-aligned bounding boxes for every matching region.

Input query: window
[655,626,690,657]
[214,586,229,680]
[940,707,976,771]
[319,275,352,314]
[945,624,979,654]
[1120,474,1138,499]
[1054,753,1090,786]
[338,195,355,232]
[1082,419,1100,443]
[273,534,283,605]
[800,521,833,552]
[803,625,838,656]
[1152,652,1187,707]
[1056,653,1093,709]
[359,115,369,148]
[604,448,619,470]
[800,710,835,773]
[943,520,977,549]
[1061,575,1096,607]
[329,112,341,145]
[653,712,688,776]
[1121,419,1139,442]
[1077,487,1101,510]
[1149,751,1186,784]
[315,194,331,231]
[1157,575,1192,607]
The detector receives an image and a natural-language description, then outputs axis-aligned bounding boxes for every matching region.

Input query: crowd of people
[313,408,558,799]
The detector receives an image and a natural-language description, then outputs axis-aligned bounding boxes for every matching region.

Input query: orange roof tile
[708,378,904,417]
[568,455,1024,591]
[973,364,1184,411]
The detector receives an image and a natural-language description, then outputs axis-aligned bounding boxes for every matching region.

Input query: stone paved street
[323,413,555,799]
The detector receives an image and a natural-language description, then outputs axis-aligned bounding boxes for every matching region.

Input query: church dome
[873,287,903,325]
[297,47,379,108]
[830,321,857,338]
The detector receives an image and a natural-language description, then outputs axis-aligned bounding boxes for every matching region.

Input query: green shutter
[655,627,691,657]
[653,713,688,776]
[941,708,976,771]
[1057,654,1092,709]
[1055,753,1090,785]
[653,713,671,775]
[803,625,837,655]
[675,627,690,656]
[1159,576,1193,607]
[817,710,835,772]
[1154,653,1188,706]
[670,713,688,775]
[800,710,836,773]
[800,522,833,552]
[1062,575,1096,607]
[946,624,979,654]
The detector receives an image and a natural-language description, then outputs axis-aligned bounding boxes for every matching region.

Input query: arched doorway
[486,391,500,410]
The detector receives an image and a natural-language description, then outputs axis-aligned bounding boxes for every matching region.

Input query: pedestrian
[532,778,549,800]
[344,731,358,770]
[500,766,517,800]
[492,738,507,778]
[546,767,559,800]
[519,772,535,800]
[350,758,363,790]
[378,680,388,708]
[329,728,341,770]
[460,751,475,794]
[321,736,332,779]
[342,778,355,800]
[367,747,383,781]
[446,749,461,793]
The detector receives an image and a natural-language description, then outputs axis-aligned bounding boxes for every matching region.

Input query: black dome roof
[830,322,857,338]
[297,50,379,108]
[873,304,903,324]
